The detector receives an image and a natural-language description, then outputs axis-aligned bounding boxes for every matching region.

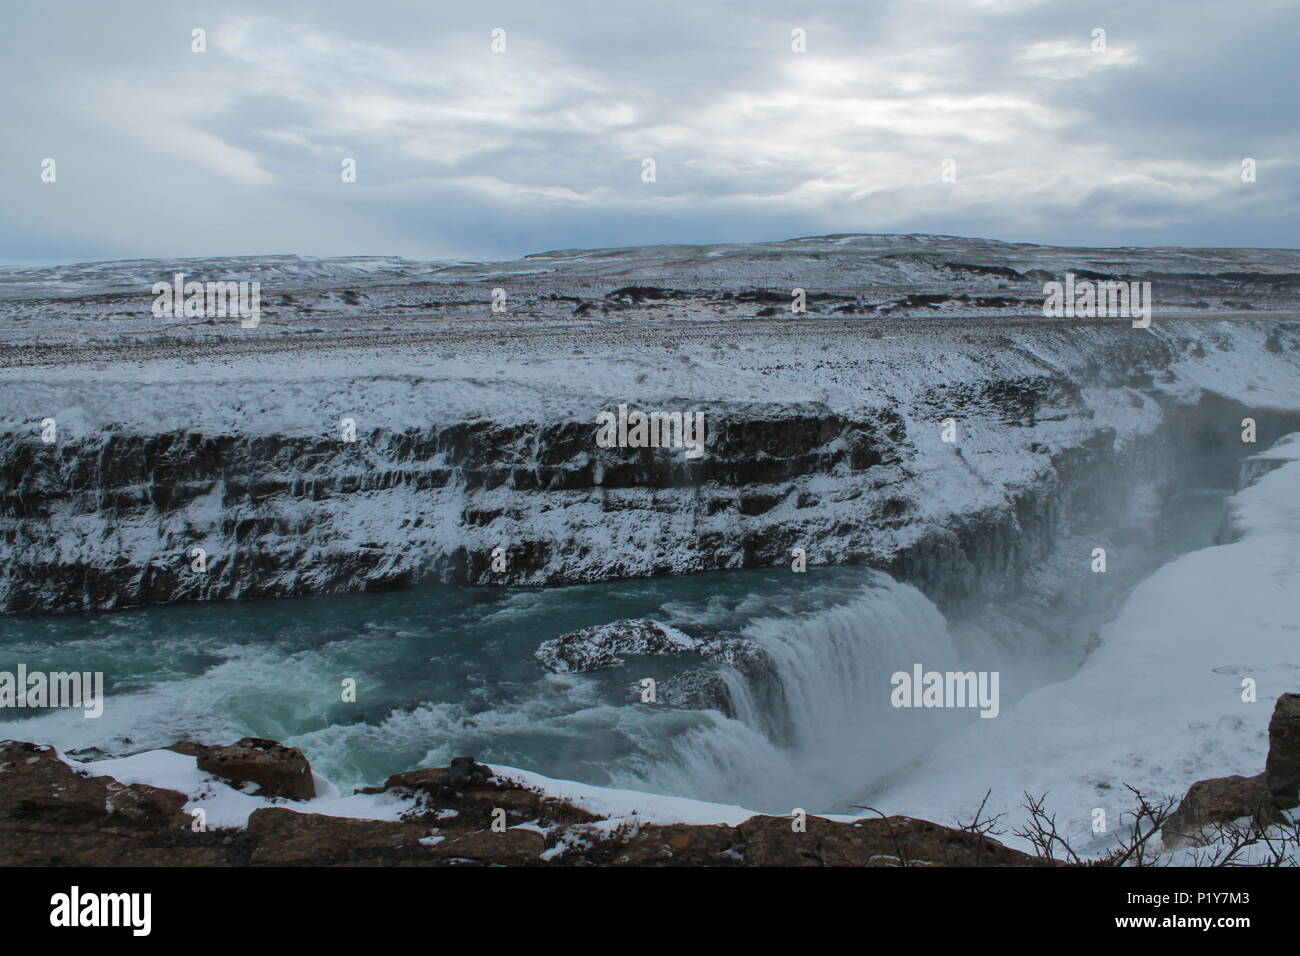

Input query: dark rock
[165,740,213,759]
[443,756,493,789]
[573,822,742,865]
[1266,693,1300,807]
[535,618,703,673]
[552,814,1039,867]
[1162,773,1286,847]
[197,737,316,801]
[432,827,547,865]
[247,804,557,867]
[645,668,736,716]
[0,740,211,865]
[738,491,783,515]
[368,763,601,830]
[603,286,675,305]
[103,779,193,829]
[246,807,435,866]
[736,814,1038,867]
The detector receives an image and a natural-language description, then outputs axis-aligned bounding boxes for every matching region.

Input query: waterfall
[614,572,982,813]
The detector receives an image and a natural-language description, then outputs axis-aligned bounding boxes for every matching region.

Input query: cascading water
[0,568,1026,814]
[615,575,977,812]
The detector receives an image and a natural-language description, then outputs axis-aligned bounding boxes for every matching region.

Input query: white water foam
[608,574,994,812]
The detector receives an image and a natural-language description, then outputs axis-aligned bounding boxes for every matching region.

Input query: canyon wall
[4,317,1299,614]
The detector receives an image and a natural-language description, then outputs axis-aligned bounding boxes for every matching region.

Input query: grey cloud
[0,0,1295,264]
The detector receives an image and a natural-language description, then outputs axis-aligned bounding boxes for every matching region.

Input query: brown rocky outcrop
[362,757,604,830]
[195,737,316,801]
[563,814,1039,867]
[246,807,549,866]
[0,740,191,831]
[0,739,211,866]
[0,738,1039,866]
[1161,773,1286,848]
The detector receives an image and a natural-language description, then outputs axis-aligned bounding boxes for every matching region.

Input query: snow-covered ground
[2,233,1297,354]
[83,748,415,830]
[866,434,1300,859]
[77,744,776,833]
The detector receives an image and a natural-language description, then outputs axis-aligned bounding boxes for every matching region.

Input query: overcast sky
[3,0,1296,264]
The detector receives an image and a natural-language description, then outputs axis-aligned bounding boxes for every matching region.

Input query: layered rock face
[3,319,1298,616]
[2,237,1299,615]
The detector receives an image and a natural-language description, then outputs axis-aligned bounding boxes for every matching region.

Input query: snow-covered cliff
[2,236,1298,614]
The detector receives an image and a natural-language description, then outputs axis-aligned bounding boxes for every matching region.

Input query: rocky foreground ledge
[6,698,1300,867]
[0,738,1036,867]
